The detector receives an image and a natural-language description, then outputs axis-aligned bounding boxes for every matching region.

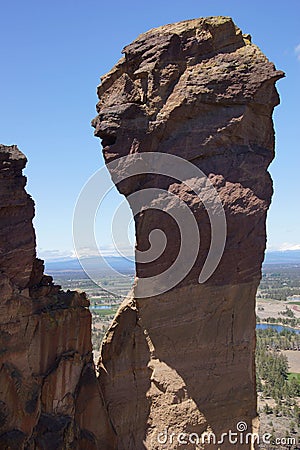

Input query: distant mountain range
[45,255,135,275]
[263,250,300,264]
[44,250,300,276]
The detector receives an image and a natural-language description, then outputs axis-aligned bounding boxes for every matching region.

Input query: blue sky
[1,0,299,259]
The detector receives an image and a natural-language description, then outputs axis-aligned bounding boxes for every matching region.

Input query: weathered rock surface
[0,16,283,450]
[0,145,115,449]
[92,17,284,449]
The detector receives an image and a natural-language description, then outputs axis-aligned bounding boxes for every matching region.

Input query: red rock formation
[0,145,115,449]
[0,16,284,450]
[92,17,284,449]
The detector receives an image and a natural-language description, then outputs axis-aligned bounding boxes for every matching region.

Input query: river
[256,323,300,334]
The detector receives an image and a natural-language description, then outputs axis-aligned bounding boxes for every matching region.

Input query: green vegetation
[91,308,119,351]
[288,373,300,383]
[256,327,300,351]
[258,265,300,301]
[256,328,300,424]
[259,316,300,329]
[92,307,118,316]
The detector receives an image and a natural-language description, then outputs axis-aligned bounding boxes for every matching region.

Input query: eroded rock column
[93,17,283,449]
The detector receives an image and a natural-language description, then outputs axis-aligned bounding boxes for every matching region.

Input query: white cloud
[71,244,134,259]
[266,242,300,252]
[278,242,300,251]
[38,245,135,262]
[37,249,73,260]
[295,44,300,61]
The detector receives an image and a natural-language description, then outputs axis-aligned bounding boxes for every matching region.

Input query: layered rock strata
[0,145,115,449]
[92,17,284,449]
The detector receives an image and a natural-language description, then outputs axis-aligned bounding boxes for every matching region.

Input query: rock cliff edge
[0,145,115,449]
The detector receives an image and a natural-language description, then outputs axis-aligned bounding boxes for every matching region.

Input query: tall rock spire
[93,17,284,449]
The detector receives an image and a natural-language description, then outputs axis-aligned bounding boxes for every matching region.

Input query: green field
[288,372,300,382]
[91,307,118,317]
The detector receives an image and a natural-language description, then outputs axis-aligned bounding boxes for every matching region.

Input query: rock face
[92,17,284,449]
[0,16,283,450]
[0,145,115,449]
